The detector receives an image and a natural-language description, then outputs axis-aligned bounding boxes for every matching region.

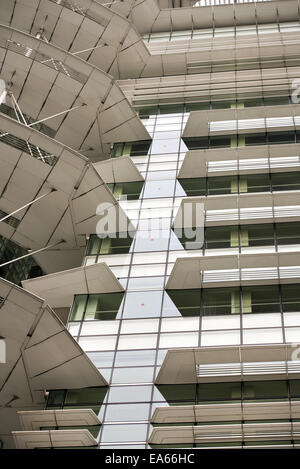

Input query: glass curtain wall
[72,105,300,449]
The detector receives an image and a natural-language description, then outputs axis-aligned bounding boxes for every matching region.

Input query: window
[202,287,240,316]
[107,181,144,200]
[166,284,299,317]
[69,293,124,321]
[87,233,134,256]
[277,222,300,245]
[184,132,298,150]
[281,284,300,312]
[242,285,280,314]
[197,382,241,403]
[112,141,151,157]
[267,131,295,145]
[47,387,107,414]
[155,384,197,405]
[243,381,287,401]
[154,380,296,406]
[241,224,274,247]
[178,172,300,196]
[271,172,300,191]
[241,173,270,192]
[178,178,206,197]
[167,289,201,316]
[175,222,300,251]
[243,133,267,146]
[204,225,237,249]
[207,175,237,195]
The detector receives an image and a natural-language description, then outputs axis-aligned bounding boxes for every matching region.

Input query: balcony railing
[0,130,57,166]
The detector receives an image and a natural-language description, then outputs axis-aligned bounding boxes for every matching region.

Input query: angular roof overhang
[2,0,150,80]
[0,25,150,160]
[18,409,101,431]
[155,343,300,385]
[178,144,300,179]
[166,252,300,289]
[0,277,107,448]
[94,156,144,184]
[0,114,133,273]
[22,262,124,309]
[12,429,98,448]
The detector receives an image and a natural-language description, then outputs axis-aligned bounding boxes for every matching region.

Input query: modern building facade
[1,0,300,450]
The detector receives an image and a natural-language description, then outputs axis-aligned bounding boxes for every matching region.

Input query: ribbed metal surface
[196,361,300,378]
[207,156,300,173]
[201,266,300,283]
[2,37,87,84]
[210,116,300,132]
[206,206,300,222]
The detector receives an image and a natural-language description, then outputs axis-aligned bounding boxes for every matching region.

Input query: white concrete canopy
[173,191,300,228]
[155,344,299,385]
[166,252,300,289]
[22,262,124,309]
[151,401,300,424]
[149,421,300,445]
[0,114,133,274]
[0,277,107,448]
[12,429,98,448]
[178,144,300,179]
[18,409,101,431]
[126,65,300,107]
[0,25,150,160]
[182,104,300,139]
[94,156,144,184]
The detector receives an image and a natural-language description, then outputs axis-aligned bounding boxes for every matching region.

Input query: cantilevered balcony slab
[173,191,300,228]
[12,429,98,449]
[18,409,101,431]
[178,145,300,179]
[0,276,107,448]
[94,156,144,184]
[155,344,300,385]
[149,421,300,446]
[166,252,300,288]
[2,0,150,79]
[151,401,300,425]
[0,114,132,273]
[0,25,150,159]
[128,66,300,108]
[182,105,300,139]
[22,262,124,309]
